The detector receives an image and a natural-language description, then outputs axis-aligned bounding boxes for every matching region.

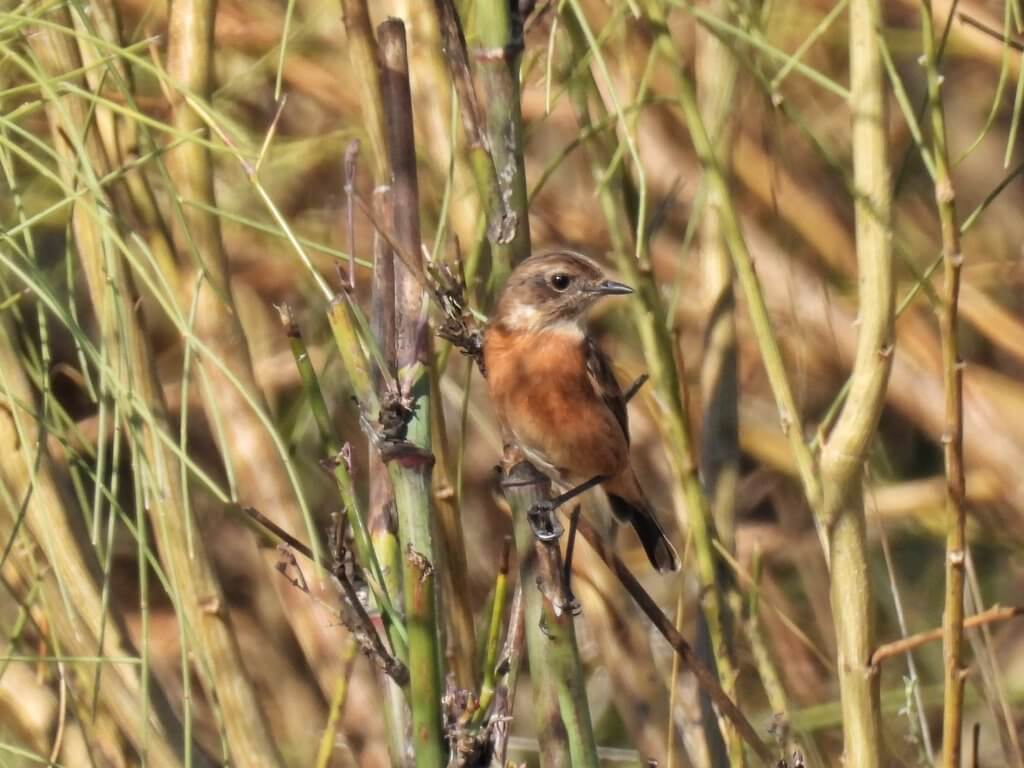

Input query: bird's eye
[550,273,572,291]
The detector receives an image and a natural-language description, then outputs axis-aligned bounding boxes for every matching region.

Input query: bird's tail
[607,490,680,573]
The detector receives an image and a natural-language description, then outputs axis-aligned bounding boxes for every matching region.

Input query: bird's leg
[561,505,583,616]
[527,474,606,542]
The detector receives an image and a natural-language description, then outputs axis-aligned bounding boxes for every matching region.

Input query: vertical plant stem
[502,459,599,768]
[431,0,516,262]
[0,318,195,768]
[340,0,388,180]
[472,0,533,286]
[558,12,741,758]
[165,0,345,711]
[697,5,744,765]
[338,1,412,749]
[369,184,412,764]
[378,20,445,767]
[662,38,823,523]
[653,1,893,761]
[490,582,525,766]
[814,0,894,763]
[281,305,404,647]
[314,638,360,768]
[696,0,741,563]
[474,536,511,721]
[920,0,968,764]
[31,12,283,766]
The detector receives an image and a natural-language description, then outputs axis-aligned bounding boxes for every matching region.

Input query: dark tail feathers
[607,494,680,573]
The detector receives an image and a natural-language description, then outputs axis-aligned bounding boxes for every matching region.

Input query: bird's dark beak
[591,279,634,296]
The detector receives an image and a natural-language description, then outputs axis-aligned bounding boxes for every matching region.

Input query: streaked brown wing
[584,336,629,445]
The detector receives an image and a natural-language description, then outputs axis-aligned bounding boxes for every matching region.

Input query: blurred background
[1,0,1023,765]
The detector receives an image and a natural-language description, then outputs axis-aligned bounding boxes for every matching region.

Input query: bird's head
[491,250,633,334]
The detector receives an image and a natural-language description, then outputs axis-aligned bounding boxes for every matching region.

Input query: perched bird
[483,250,680,572]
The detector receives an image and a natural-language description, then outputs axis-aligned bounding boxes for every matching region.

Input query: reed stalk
[431,0,516,275]
[340,0,388,180]
[369,184,413,764]
[919,1,968,763]
[30,10,283,765]
[651,2,893,761]
[813,0,894,762]
[472,0,533,284]
[559,9,742,759]
[378,20,445,767]
[662,43,824,524]
[165,0,347,705]
[0,317,197,767]
[339,1,413,750]
[696,0,742,563]
[501,458,599,768]
[474,536,511,722]
[696,5,744,765]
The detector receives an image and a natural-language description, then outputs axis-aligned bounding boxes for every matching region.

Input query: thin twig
[330,518,409,686]
[343,139,360,290]
[273,540,408,686]
[243,505,315,561]
[870,605,1022,667]
[490,581,525,767]
[573,517,774,763]
[957,12,1024,52]
[353,192,429,292]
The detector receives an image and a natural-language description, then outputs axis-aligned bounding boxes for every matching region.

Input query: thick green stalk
[379,20,445,767]
[920,0,968,764]
[285,305,406,654]
[472,0,533,285]
[367,184,412,764]
[503,459,599,768]
[431,0,516,268]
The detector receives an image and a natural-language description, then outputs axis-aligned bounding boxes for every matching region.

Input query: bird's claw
[527,501,563,542]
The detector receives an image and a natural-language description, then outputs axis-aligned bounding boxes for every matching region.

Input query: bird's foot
[527,500,564,542]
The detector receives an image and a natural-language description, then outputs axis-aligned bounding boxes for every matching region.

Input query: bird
[482,250,680,572]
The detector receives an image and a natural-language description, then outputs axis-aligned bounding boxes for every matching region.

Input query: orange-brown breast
[483,325,629,486]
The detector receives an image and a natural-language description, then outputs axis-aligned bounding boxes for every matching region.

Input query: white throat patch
[502,302,583,337]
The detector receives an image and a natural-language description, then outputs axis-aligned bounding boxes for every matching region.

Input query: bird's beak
[590,279,634,296]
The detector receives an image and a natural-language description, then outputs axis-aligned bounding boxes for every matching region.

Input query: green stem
[379,20,445,767]
[289,303,407,653]
[815,0,895,762]
[472,0,533,288]
[920,0,968,764]
[558,11,741,758]
[473,536,511,722]
[503,460,599,768]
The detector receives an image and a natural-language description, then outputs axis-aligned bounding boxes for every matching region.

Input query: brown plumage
[483,250,680,572]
